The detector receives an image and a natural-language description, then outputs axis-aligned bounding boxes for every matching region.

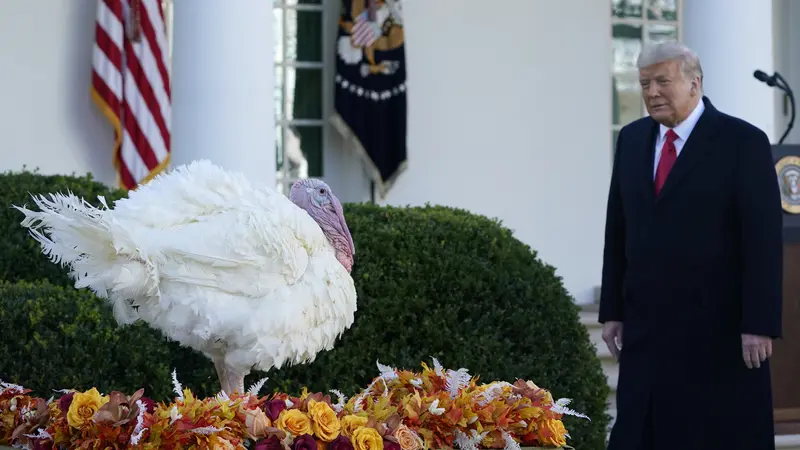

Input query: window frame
[611,0,683,150]
[274,0,330,195]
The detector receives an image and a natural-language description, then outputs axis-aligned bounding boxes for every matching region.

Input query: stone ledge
[777,434,800,449]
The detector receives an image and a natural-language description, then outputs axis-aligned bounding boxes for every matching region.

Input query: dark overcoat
[599,97,783,450]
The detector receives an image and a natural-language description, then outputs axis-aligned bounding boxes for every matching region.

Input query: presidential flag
[331,0,406,198]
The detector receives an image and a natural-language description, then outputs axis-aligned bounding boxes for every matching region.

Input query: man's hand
[602,321,624,362]
[741,334,773,369]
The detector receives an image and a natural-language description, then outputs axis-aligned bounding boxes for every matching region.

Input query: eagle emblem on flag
[337,0,404,78]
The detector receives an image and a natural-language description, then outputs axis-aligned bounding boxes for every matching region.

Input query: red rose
[329,435,354,450]
[58,392,75,412]
[292,434,317,450]
[256,435,284,450]
[264,399,287,421]
[31,439,52,450]
[139,397,156,414]
[383,439,401,450]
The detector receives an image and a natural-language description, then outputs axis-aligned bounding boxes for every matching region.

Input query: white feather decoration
[444,368,471,399]
[454,429,488,450]
[171,369,184,401]
[551,398,591,420]
[329,389,347,413]
[501,431,522,450]
[248,377,269,396]
[129,400,148,446]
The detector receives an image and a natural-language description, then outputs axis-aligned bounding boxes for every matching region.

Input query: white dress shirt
[652,100,706,178]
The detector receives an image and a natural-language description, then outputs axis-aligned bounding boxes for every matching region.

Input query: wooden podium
[771,144,800,435]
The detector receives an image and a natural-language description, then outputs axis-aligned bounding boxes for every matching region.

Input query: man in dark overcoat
[599,41,783,450]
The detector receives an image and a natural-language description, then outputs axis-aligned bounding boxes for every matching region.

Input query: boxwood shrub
[0,169,610,449]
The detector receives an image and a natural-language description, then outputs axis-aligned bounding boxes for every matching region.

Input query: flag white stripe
[92,44,124,99]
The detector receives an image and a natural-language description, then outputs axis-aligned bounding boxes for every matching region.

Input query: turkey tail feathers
[13,192,156,325]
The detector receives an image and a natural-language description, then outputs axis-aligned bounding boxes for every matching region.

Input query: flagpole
[367,0,377,204]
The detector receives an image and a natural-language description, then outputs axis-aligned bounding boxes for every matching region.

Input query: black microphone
[753,70,777,87]
[754,69,795,144]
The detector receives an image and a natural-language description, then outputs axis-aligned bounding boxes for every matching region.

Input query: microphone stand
[774,72,796,144]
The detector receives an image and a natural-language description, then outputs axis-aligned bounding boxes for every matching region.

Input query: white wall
[0,1,117,185]
[374,0,612,304]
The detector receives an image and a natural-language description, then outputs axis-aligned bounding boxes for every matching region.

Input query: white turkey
[14,160,358,396]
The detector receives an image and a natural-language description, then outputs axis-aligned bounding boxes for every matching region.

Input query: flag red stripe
[124,39,170,151]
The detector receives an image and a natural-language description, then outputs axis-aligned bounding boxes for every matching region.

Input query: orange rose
[244,407,271,439]
[308,400,341,442]
[277,409,313,436]
[66,388,109,428]
[340,415,368,438]
[536,419,567,447]
[393,425,422,450]
[352,427,383,450]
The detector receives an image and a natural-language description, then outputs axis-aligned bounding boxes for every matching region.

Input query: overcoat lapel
[636,121,659,204]
[650,97,722,203]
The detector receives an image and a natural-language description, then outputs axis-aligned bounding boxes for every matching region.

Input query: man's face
[639,59,700,127]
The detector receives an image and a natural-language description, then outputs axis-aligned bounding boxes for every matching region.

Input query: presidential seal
[776,155,800,214]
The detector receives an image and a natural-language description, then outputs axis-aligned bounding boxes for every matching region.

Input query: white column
[170,0,275,186]
[683,0,777,142]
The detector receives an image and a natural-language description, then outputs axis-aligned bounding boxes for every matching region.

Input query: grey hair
[636,41,703,85]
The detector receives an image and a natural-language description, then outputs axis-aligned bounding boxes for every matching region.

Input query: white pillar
[683,0,777,142]
[170,0,275,186]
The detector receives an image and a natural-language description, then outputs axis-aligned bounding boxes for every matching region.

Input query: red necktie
[654,129,678,195]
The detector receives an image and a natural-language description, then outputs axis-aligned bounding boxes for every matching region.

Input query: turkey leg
[227,370,246,396]
[213,356,230,395]
[213,355,247,395]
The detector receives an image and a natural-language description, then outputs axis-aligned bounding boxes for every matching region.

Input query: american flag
[91,0,171,191]
[350,10,381,48]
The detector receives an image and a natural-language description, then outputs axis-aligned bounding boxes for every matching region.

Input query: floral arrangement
[0,359,588,450]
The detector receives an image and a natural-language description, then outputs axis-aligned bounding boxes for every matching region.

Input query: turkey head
[289,179,355,272]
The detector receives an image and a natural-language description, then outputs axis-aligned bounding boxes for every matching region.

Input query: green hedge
[0,169,610,449]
